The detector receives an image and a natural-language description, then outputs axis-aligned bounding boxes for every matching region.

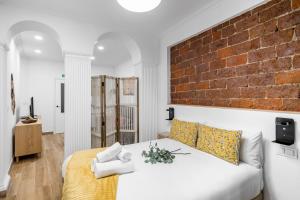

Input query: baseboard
[0,174,11,197]
[43,131,54,135]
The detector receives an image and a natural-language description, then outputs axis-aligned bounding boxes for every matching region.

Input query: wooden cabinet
[14,119,42,162]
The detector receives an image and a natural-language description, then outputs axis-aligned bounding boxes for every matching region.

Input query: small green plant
[142,142,190,164]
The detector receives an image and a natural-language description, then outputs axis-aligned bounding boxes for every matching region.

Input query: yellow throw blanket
[62,148,119,200]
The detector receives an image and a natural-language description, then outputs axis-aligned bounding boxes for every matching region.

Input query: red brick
[236,63,261,76]
[248,47,276,63]
[266,85,299,98]
[252,0,281,14]
[210,59,226,70]
[210,39,227,51]
[203,34,212,45]
[206,90,221,99]
[259,0,292,23]
[227,54,248,67]
[221,25,236,38]
[278,10,300,29]
[202,52,217,63]
[196,45,210,56]
[210,79,227,89]
[217,47,235,58]
[213,99,230,107]
[260,57,292,73]
[217,67,236,78]
[196,63,209,73]
[212,30,222,41]
[275,70,300,84]
[293,55,300,68]
[292,0,300,10]
[230,99,254,108]
[261,29,294,47]
[202,70,218,81]
[253,99,283,110]
[283,99,300,111]
[185,66,196,76]
[227,76,248,88]
[198,98,213,106]
[228,30,249,46]
[296,25,300,37]
[277,41,300,57]
[170,0,300,112]
[241,87,266,98]
[248,73,275,86]
[249,19,277,39]
[196,81,210,90]
[230,11,252,24]
[236,14,259,32]
[219,88,241,98]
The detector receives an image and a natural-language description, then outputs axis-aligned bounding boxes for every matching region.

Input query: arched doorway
[91,32,142,147]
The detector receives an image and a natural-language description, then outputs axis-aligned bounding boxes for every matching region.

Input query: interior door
[55,79,65,134]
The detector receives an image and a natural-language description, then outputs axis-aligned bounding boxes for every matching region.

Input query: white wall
[91,65,115,76]
[19,58,64,132]
[158,0,300,200]
[115,59,135,77]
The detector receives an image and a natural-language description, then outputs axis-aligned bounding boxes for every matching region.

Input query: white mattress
[63,138,263,200]
[117,138,263,200]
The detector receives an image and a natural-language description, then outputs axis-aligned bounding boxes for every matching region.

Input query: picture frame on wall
[11,73,16,114]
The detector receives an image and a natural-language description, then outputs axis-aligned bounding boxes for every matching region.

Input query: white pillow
[239,131,263,169]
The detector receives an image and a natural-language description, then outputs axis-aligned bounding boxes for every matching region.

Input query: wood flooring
[1,134,64,200]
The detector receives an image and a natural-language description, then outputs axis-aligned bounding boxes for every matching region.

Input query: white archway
[7,20,62,49]
[95,32,142,66]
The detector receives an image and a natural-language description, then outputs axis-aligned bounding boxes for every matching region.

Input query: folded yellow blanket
[62,148,119,200]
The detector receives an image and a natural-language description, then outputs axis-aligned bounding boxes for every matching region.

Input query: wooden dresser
[14,118,42,162]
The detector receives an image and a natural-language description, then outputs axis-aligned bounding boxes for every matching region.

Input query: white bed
[63,138,263,200]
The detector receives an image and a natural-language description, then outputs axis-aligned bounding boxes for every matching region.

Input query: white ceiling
[3,0,216,64]
[0,0,214,36]
[15,31,63,62]
[93,37,131,67]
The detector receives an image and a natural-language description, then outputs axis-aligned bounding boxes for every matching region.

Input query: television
[29,97,34,118]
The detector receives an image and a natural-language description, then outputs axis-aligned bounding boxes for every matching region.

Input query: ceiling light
[117,0,161,12]
[90,56,95,60]
[34,49,42,54]
[34,35,43,41]
[97,46,105,51]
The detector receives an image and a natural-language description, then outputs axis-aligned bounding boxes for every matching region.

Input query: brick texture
[170,0,300,112]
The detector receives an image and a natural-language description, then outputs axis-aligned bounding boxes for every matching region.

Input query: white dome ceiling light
[117,0,161,13]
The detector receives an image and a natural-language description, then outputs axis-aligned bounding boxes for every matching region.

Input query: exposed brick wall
[170,0,300,112]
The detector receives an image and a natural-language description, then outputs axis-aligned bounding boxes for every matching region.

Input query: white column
[0,43,10,193]
[64,54,91,157]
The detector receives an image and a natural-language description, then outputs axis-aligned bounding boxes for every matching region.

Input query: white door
[55,79,65,134]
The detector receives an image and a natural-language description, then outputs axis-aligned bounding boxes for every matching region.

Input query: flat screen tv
[29,97,34,118]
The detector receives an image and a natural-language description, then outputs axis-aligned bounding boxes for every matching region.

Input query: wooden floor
[1,134,64,200]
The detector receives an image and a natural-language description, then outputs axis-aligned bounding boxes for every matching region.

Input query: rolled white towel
[94,160,135,179]
[117,148,132,162]
[91,158,97,173]
[96,142,122,163]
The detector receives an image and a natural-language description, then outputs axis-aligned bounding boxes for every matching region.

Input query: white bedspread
[117,138,263,200]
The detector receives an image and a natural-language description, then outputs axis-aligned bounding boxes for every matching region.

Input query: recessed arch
[95,32,142,66]
[7,20,62,49]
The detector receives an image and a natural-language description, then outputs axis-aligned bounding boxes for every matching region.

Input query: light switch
[277,145,298,159]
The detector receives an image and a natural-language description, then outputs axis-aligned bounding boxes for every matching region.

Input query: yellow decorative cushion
[196,125,241,165]
[170,119,198,147]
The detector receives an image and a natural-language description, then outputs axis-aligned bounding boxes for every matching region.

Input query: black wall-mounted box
[166,107,174,121]
[273,117,295,146]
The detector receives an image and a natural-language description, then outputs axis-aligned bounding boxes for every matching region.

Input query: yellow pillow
[170,119,198,147]
[196,125,241,165]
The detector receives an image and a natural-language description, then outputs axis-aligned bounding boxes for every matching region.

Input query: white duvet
[63,138,263,200]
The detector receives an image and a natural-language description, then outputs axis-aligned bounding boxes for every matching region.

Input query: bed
[62,138,263,200]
